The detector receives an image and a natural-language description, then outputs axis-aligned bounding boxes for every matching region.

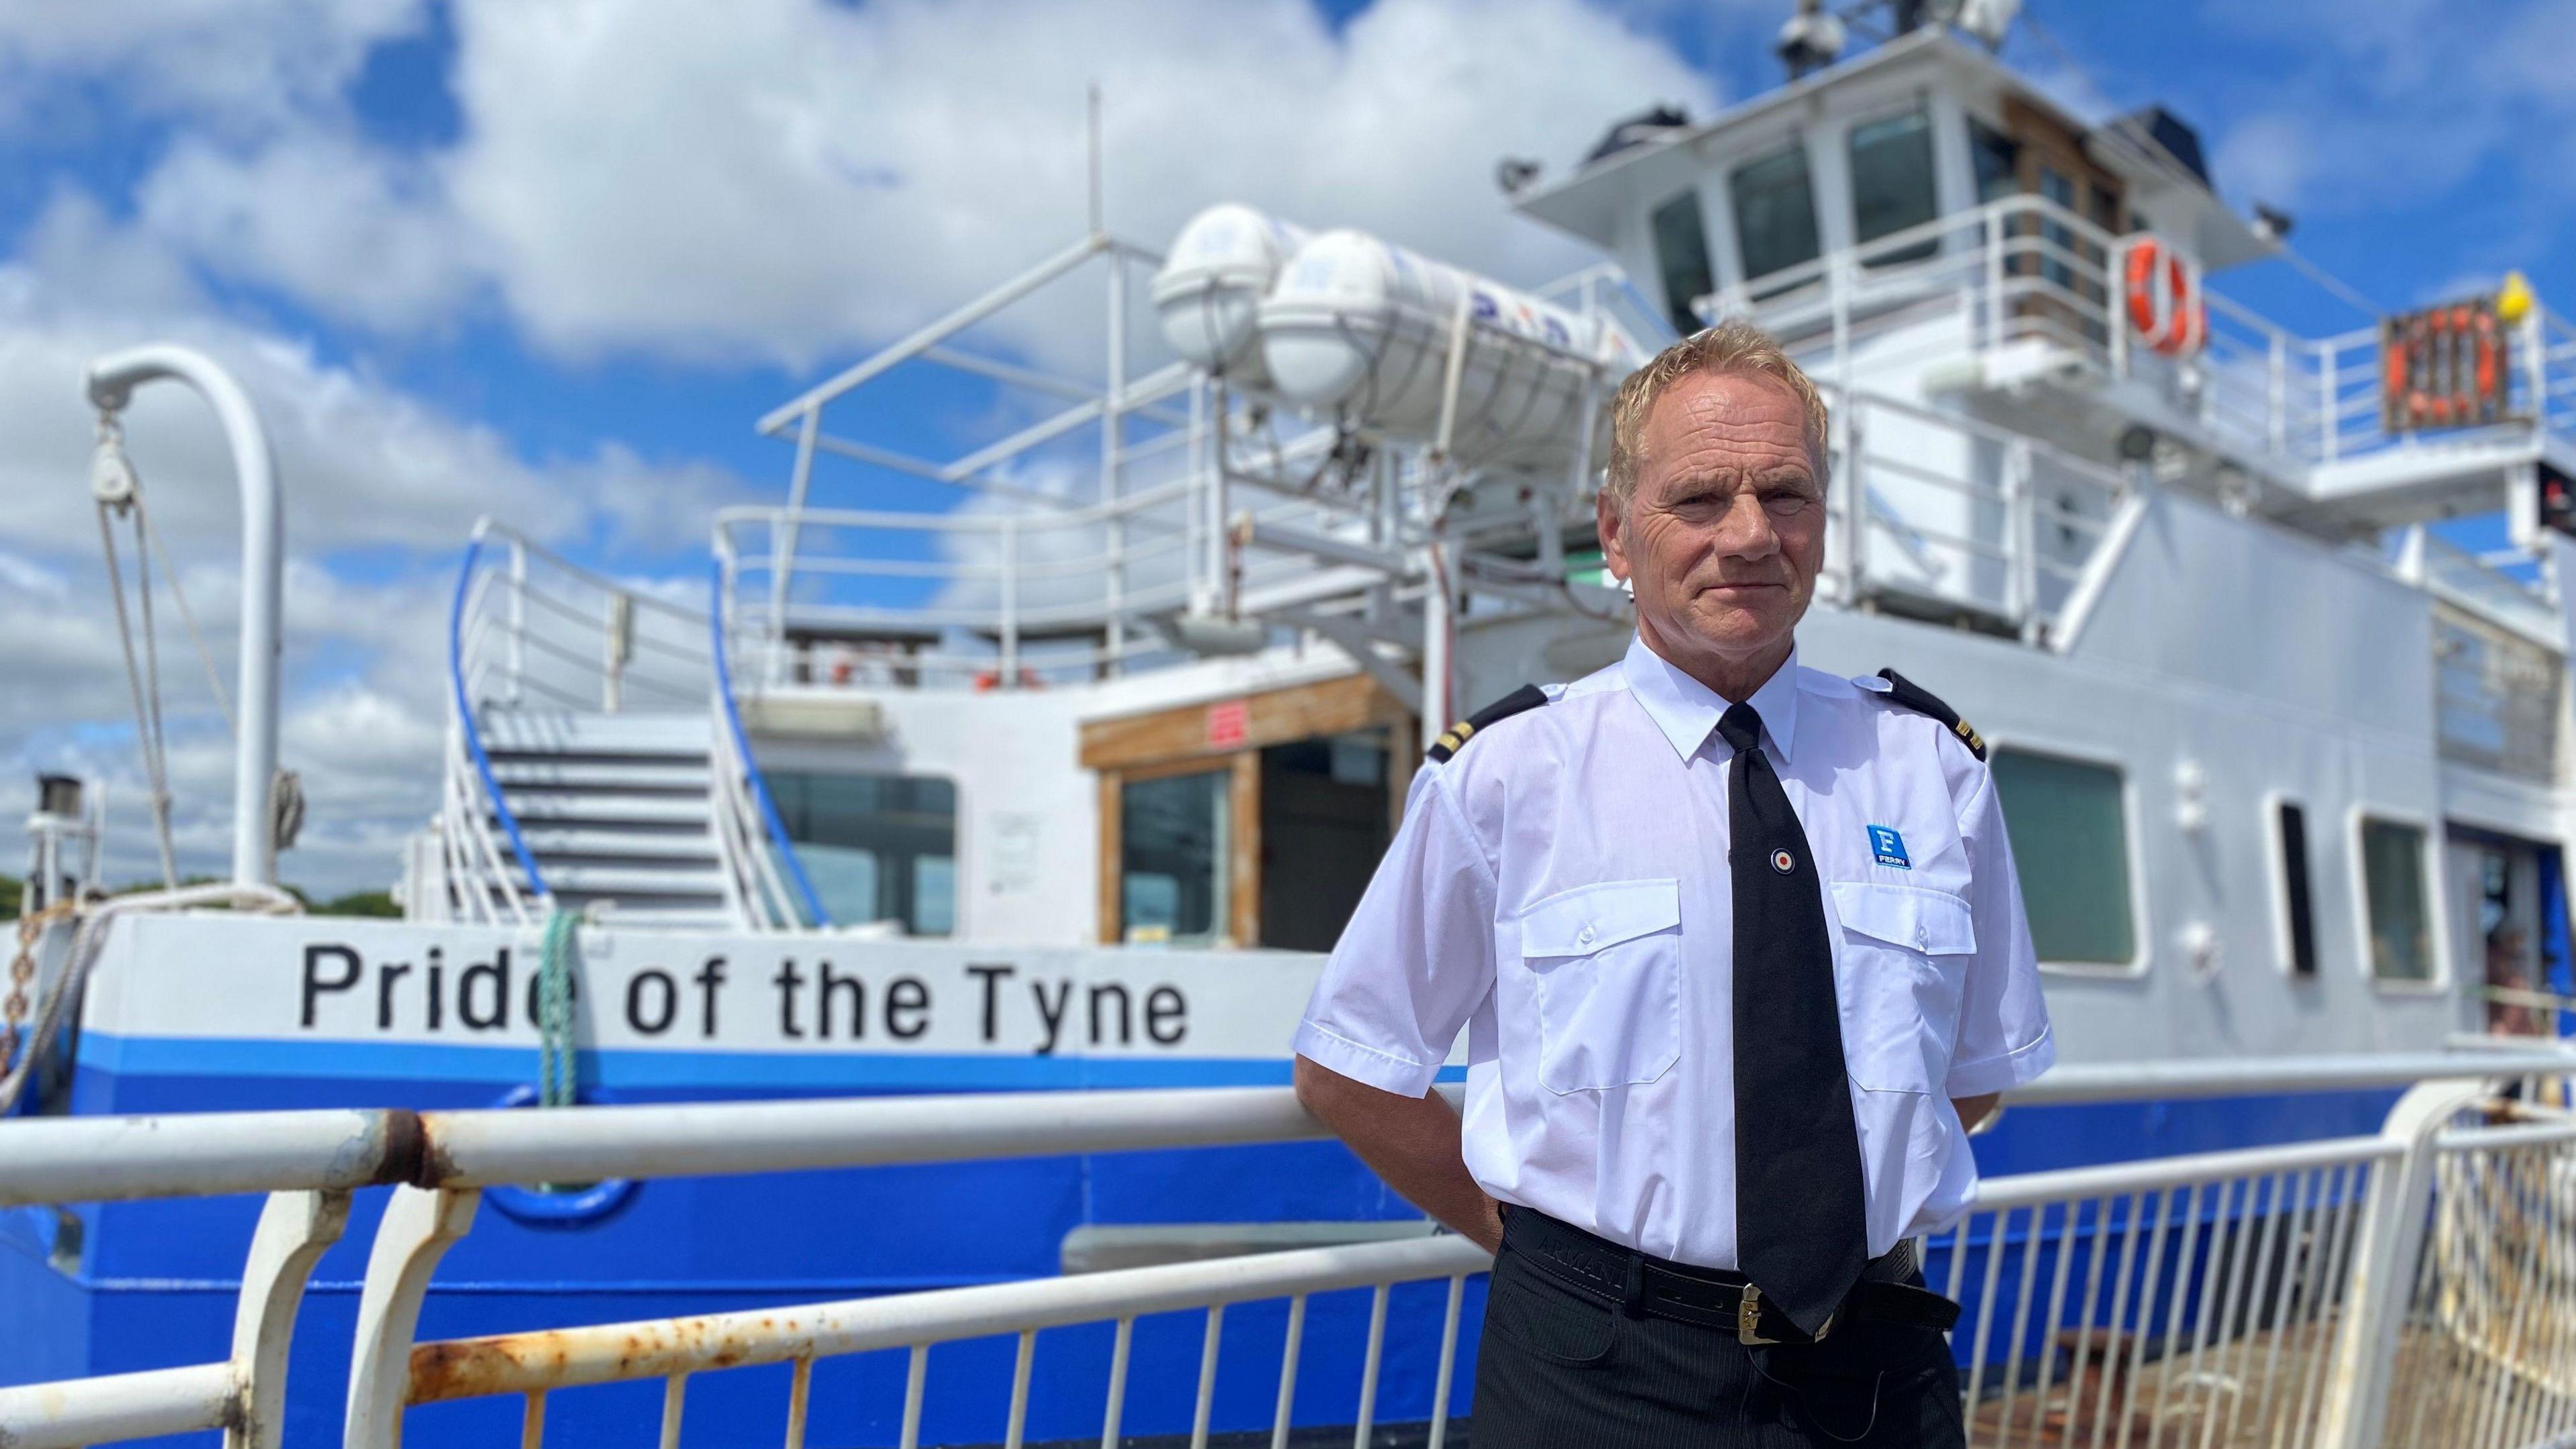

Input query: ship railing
[2383,1115,2576,1442]
[1698,193,2571,490]
[2402,527,2563,648]
[1814,382,2133,643]
[7,1053,2576,1449]
[706,549,828,931]
[713,464,1402,694]
[727,219,1663,701]
[455,518,712,718]
[421,519,717,925]
[740,229,1229,694]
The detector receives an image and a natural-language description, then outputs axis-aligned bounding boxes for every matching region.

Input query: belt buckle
[1737,1284,1778,1346]
[1736,1285,1831,1346]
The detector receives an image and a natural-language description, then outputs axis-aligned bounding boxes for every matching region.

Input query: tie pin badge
[1770,848,1795,874]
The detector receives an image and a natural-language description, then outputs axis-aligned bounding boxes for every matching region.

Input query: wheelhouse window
[2359,816,2436,984]
[1729,143,1821,291]
[2274,801,2318,978]
[2037,165,2077,292]
[1969,119,2019,204]
[1847,109,1939,265]
[767,771,959,936]
[1121,768,1230,944]
[2086,182,2122,237]
[1649,189,1716,337]
[1990,748,2135,966]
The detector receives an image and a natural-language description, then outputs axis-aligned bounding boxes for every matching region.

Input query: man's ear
[1597,484,1629,582]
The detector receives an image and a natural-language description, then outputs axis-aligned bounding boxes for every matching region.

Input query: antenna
[1087,83,1105,239]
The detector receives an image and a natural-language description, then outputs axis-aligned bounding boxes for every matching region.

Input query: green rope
[537,910,579,1108]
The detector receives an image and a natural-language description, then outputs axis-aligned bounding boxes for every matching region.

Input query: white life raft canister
[1257,227,1644,474]
[1150,203,1312,389]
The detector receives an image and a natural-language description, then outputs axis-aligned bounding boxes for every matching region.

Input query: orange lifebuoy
[2473,309,2499,415]
[2123,239,2202,358]
[973,668,1043,692]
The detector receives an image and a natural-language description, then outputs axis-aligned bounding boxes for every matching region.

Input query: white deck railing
[5,1054,2575,1448]
[416,519,718,926]
[1703,193,2573,488]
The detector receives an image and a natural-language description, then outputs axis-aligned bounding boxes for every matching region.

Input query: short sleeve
[1942,759,2057,1097]
[1291,765,1498,1096]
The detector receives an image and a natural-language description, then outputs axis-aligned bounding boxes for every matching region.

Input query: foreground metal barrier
[377,1217,1485,1449]
[0,1189,346,1449]
[2379,1116,2576,1448]
[1941,1136,2401,1449]
[5,1055,2576,1448]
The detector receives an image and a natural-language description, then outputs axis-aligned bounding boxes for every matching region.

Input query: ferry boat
[7,3,2574,1442]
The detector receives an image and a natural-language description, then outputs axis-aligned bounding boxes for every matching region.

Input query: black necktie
[1720,702,1868,1338]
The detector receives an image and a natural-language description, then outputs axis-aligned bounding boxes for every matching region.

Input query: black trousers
[1472,1226,1966,1448]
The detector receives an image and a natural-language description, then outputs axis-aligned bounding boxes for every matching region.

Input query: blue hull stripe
[75,1030,1468,1090]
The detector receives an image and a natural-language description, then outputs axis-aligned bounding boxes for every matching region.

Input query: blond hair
[1603,319,1829,511]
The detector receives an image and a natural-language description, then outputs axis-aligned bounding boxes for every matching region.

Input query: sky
[1,0,2571,898]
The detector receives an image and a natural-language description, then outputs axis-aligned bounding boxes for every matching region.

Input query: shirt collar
[1619,634,1801,763]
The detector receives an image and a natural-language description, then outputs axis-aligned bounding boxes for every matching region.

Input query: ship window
[1121,768,1230,945]
[1990,747,2136,966]
[2275,801,2318,978]
[2359,816,2436,984]
[1649,189,1715,336]
[1969,119,2019,204]
[2038,165,2077,292]
[1729,143,1821,290]
[766,771,959,936]
[2087,183,2121,237]
[1847,109,1938,266]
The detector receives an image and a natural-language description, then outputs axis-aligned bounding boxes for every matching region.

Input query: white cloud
[136,134,485,332]
[2,555,451,898]
[2200,0,2576,223]
[0,192,737,561]
[0,0,425,136]
[96,0,1712,366]
[440,0,1711,366]
[2206,114,2310,214]
[0,191,751,897]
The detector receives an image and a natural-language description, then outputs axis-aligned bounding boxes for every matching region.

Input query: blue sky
[0,0,2568,894]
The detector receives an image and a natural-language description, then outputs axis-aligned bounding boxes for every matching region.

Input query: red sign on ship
[1206,700,1249,749]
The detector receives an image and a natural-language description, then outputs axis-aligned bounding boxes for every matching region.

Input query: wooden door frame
[1084,674,1413,946]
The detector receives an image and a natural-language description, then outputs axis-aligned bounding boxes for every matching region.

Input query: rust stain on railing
[408,1313,816,1403]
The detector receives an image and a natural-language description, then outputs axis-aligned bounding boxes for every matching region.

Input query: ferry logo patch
[1868,825,1911,869]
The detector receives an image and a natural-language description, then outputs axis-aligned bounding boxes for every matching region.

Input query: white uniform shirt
[1293,636,2055,1269]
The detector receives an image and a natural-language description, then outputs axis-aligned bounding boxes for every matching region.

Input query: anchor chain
[1,903,78,1080]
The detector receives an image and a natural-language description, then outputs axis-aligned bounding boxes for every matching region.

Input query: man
[1292,319,2053,1446]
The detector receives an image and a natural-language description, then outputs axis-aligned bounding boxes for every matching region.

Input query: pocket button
[1576,926,1596,946]
[1915,925,1929,949]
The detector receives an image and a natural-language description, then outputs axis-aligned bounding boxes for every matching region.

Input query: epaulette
[1866,667,1986,761]
[1426,684,1551,763]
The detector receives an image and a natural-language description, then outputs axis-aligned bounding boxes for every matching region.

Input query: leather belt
[1500,1207,1962,1346]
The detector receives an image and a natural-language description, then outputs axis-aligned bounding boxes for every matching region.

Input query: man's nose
[1713,492,1780,559]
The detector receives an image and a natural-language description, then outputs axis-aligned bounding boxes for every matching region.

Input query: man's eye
[1762,493,1811,517]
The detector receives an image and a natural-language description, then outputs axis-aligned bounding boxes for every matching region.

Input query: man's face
[1600,370,1825,682]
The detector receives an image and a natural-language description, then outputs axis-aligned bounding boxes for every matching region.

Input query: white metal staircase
[474,709,733,926]
[407,519,825,931]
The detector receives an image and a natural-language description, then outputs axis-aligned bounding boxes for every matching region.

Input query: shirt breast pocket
[1830,881,1974,1096]
[1519,878,1682,1094]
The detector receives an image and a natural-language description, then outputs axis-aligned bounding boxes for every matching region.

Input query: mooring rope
[536,910,579,1108]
